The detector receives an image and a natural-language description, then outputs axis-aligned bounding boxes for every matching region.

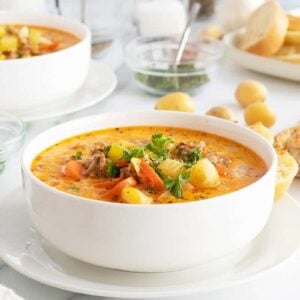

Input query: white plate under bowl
[1,188,300,298]
[14,60,117,122]
[223,29,300,82]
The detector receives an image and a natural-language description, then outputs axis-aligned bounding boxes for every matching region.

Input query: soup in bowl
[0,12,91,111]
[22,111,277,272]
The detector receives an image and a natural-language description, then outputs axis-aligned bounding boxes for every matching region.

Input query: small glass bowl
[124,36,225,95]
[0,112,25,173]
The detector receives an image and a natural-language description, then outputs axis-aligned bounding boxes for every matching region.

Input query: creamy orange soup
[31,126,267,204]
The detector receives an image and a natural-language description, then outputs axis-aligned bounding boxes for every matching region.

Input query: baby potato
[206,106,237,122]
[244,102,276,128]
[190,158,220,189]
[248,122,274,144]
[121,187,153,204]
[155,92,195,112]
[235,80,268,107]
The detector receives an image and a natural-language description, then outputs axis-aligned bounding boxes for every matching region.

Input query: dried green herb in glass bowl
[135,64,209,95]
[124,36,224,95]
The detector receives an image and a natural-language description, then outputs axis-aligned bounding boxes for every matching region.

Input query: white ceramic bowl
[22,111,277,272]
[0,12,91,112]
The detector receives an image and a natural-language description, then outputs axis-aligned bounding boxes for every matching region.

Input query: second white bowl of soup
[0,12,90,111]
[22,112,277,272]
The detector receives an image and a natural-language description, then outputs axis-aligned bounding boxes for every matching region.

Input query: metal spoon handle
[174,2,201,65]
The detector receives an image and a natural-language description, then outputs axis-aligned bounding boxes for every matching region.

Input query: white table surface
[0,56,300,300]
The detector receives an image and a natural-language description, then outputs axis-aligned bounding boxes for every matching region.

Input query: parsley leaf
[122,147,145,161]
[107,161,120,178]
[163,172,190,198]
[71,151,82,160]
[184,148,202,167]
[146,133,174,161]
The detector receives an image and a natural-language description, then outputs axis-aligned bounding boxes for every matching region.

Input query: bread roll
[287,14,300,31]
[239,1,288,56]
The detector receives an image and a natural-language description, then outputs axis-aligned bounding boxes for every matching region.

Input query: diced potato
[275,150,298,200]
[131,157,141,174]
[121,187,153,204]
[29,29,42,45]
[190,158,220,188]
[108,143,124,161]
[248,122,274,144]
[0,26,6,38]
[0,36,18,52]
[158,158,183,178]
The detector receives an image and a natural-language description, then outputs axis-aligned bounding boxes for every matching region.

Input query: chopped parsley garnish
[71,151,82,160]
[107,161,120,178]
[163,172,190,198]
[146,133,173,161]
[184,148,202,167]
[122,147,145,161]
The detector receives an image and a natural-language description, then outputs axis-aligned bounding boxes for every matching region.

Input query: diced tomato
[139,159,164,191]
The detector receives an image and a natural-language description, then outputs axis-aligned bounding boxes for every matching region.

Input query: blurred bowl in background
[0,12,91,112]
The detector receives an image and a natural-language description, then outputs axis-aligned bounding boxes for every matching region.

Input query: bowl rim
[0,11,91,64]
[22,111,277,208]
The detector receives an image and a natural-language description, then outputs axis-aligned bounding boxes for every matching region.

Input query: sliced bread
[284,31,300,45]
[287,14,300,31]
[239,1,288,56]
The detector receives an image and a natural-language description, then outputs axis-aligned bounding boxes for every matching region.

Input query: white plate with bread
[224,1,300,82]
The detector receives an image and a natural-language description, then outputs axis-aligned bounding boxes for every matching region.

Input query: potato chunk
[0,36,18,52]
[190,158,220,188]
[158,158,183,178]
[108,143,124,161]
[121,187,153,204]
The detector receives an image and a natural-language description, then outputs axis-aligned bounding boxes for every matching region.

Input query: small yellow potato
[121,187,153,204]
[155,92,196,112]
[158,158,183,178]
[206,106,237,122]
[248,122,274,144]
[244,102,276,128]
[235,80,268,107]
[275,150,298,200]
[190,158,220,189]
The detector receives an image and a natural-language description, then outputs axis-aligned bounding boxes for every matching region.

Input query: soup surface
[31,126,267,204]
[0,24,80,60]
